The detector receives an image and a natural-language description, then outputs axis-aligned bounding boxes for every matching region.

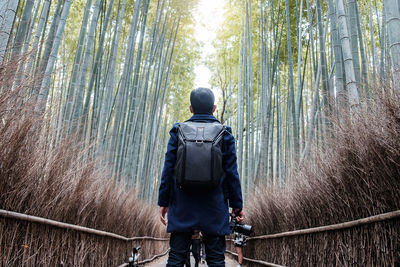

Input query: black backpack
[174,121,226,190]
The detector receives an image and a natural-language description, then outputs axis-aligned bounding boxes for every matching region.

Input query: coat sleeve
[157,123,179,207]
[222,126,243,210]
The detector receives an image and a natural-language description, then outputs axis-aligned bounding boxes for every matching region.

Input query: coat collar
[187,114,220,122]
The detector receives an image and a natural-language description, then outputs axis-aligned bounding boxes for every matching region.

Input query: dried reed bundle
[0,59,167,266]
[243,87,400,266]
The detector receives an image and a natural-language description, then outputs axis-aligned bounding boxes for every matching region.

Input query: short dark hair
[190,87,215,114]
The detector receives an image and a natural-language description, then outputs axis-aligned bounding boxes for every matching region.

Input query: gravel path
[145,254,237,267]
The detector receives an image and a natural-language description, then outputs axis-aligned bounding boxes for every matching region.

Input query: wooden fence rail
[225,250,284,267]
[247,209,400,240]
[0,209,169,241]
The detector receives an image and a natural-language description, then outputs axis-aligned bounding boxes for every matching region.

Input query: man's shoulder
[223,125,233,134]
[222,125,236,145]
[168,123,180,138]
[169,122,180,131]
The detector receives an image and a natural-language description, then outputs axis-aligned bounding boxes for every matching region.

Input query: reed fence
[0,209,169,266]
[226,210,400,266]
[2,209,400,266]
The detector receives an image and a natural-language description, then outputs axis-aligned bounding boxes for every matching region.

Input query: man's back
[157,87,243,267]
[158,113,242,235]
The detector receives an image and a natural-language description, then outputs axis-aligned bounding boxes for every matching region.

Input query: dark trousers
[167,232,225,267]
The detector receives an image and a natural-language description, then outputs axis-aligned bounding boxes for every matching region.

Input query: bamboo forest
[1,0,400,266]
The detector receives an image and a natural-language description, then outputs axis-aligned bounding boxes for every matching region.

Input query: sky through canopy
[193,0,227,103]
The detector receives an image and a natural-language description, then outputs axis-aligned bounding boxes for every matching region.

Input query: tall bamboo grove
[208,0,400,198]
[3,0,400,201]
[0,0,198,202]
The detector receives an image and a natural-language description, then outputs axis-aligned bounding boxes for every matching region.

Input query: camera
[128,246,141,267]
[229,215,252,236]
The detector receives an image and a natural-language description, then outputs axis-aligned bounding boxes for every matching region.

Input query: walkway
[146,254,237,267]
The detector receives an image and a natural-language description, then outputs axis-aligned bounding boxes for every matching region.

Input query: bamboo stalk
[384,0,400,89]
[0,0,19,63]
[336,0,360,108]
[36,0,72,112]
[11,0,34,58]
[63,0,93,131]
[0,209,169,241]
[285,0,299,157]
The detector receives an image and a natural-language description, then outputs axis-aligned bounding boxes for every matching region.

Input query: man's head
[190,87,216,114]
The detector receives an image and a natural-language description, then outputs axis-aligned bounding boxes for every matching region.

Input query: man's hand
[233,208,245,223]
[159,206,168,226]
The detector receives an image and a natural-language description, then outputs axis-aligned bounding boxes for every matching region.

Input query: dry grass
[243,88,400,266]
[0,60,167,266]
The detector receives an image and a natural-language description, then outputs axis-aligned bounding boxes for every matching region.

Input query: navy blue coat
[158,114,243,236]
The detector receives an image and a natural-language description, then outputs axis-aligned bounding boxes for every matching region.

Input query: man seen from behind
[158,87,244,267]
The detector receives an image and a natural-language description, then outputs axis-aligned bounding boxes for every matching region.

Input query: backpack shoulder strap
[212,124,226,143]
[176,123,187,142]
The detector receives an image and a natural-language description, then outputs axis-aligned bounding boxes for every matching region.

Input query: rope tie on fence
[0,209,169,241]
[117,248,170,267]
